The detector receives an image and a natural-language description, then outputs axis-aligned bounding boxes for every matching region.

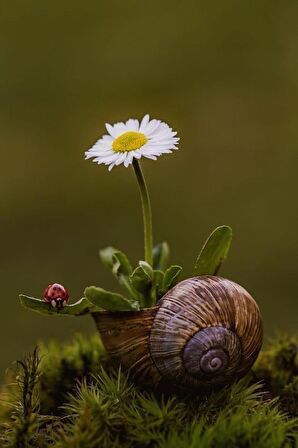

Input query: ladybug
[44,283,69,310]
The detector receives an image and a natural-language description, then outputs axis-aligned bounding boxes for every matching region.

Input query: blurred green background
[1,0,297,376]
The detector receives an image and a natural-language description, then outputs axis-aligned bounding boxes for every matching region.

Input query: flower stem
[133,159,153,266]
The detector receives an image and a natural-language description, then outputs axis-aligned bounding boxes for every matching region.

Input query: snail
[92,275,263,389]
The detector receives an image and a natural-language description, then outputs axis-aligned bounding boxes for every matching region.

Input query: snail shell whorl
[183,326,241,378]
[150,276,263,387]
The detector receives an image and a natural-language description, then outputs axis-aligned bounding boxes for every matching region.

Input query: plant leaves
[84,286,139,311]
[194,225,233,276]
[100,247,132,276]
[152,269,165,300]
[130,267,151,292]
[153,242,170,271]
[99,246,139,298]
[19,295,96,316]
[112,252,132,277]
[138,261,153,279]
[99,246,118,270]
[162,265,182,293]
[129,261,154,307]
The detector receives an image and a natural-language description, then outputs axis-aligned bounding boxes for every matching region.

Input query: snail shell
[93,276,263,389]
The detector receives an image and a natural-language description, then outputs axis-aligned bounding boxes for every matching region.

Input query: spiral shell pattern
[150,276,263,387]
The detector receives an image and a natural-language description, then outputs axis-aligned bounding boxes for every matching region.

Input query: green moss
[254,334,298,417]
[1,334,297,447]
[38,333,107,414]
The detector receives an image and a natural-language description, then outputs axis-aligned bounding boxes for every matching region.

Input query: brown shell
[92,306,161,387]
[92,276,263,389]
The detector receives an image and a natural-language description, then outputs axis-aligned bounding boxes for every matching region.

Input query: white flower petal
[125,119,139,131]
[115,152,127,165]
[112,122,127,136]
[143,153,157,160]
[134,151,142,159]
[139,114,150,133]
[124,152,134,167]
[147,139,178,146]
[101,134,114,142]
[105,123,118,137]
[145,119,161,135]
[85,142,112,159]
[96,153,119,163]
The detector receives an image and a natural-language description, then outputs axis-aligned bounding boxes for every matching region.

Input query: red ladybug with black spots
[44,283,69,310]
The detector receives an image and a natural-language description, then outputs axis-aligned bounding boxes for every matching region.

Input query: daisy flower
[85,114,179,171]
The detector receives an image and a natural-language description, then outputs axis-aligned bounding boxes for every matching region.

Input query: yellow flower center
[112,131,148,152]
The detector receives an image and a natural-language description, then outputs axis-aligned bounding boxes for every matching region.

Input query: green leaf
[138,261,153,279]
[152,269,165,300]
[153,242,170,271]
[19,295,96,316]
[112,252,132,277]
[99,246,138,298]
[84,286,139,311]
[99,246,118,270]
[100,246,132,276]
[130,267,150,292]
[129,261,154,307]
[194,225,233,276]
[153,270,164,288]
[162,265,182,293]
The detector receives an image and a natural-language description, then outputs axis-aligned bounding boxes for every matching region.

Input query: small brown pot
[92,306,162,387]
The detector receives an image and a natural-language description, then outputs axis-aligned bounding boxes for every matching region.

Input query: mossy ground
[0,334,297,447]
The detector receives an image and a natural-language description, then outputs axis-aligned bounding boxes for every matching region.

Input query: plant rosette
[20,115,262,390]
